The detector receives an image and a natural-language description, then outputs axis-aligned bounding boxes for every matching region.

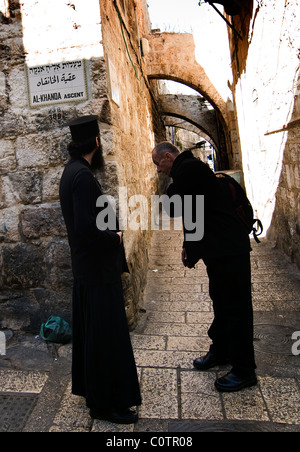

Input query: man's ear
[165,152,175,162]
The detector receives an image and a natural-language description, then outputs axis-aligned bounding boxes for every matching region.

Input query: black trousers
[203,253,256,376]
[72,280,142,412]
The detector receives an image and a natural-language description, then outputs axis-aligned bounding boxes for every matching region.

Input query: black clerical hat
[67,115,100,142]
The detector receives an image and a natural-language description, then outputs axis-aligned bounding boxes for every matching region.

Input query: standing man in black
[60,115,141,423]
[152,142,257,392]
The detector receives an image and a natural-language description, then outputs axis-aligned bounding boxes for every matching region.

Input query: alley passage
[129,229,300,431]
[41,228,300,431]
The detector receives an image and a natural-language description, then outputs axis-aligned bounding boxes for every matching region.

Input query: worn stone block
[260,377,300,425]
[0,71,7,112]
[0,205,21,242]
[31,288,72,330]
[0,42,10,62]
[42,167,64,202]
[7,67,28,109]
[222,384,269,421]
[15,136,49,169]
[0,290,36,331]
[0,114,23,139]
[1,243,46,289]
[8,171,42,205]
[20,203,66,239]
[0,139,16,173]
[0,369,48,394]
[180,371,223,420]
[44,239,72,290]
[139,368,178,419]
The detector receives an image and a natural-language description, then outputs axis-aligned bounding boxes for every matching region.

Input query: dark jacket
[59,157,128,285]
[167,151,251,266]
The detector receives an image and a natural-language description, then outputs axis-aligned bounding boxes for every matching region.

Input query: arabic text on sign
[36,73,76,87]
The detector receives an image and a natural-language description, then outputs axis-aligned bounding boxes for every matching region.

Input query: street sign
[26,60,88,108]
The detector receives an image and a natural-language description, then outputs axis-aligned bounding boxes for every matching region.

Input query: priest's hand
[117,232,123,244]
[181,248,189,267]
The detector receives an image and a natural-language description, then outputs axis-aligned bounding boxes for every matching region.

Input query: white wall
[234,0,300,233]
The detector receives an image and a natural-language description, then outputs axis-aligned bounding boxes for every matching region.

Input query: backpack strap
[252,219,263,243]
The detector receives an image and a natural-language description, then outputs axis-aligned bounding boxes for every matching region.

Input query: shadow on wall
[267,70,300,269]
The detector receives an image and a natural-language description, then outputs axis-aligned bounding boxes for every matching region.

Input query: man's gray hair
[154,142,180,156]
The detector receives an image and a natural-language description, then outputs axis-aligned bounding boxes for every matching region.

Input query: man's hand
[181,248,189,267]
[117,232,123,244]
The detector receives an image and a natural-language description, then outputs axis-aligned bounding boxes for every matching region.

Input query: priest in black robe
[59,115,141,424]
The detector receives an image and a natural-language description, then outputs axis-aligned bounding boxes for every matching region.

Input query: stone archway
[158,93,223,167]
[145,32,235,169]
[162,114,222,170]
[146,33,227,120]
[163,116,217,150]
[159,94,219,145]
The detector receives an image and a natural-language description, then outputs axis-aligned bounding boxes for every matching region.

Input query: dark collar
[69,157,92,169]
[170,150,195,179]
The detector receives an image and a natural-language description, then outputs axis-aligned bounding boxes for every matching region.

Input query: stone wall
[0,0,164,333]
[228,0,300,266]
[268,71,300,268]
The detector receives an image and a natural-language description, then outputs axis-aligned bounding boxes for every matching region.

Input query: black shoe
[215,372,258,393]
[194,351,229,371]
[90,408,138,424]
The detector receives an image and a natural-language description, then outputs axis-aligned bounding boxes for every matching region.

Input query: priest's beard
[91,144,105,171]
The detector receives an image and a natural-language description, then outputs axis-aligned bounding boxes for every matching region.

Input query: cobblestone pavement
[1,229,300,432]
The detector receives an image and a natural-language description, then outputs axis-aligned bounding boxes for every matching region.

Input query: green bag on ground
[40,316,72,344]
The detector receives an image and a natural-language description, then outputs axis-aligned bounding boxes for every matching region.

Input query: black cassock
[59,157,141,412]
